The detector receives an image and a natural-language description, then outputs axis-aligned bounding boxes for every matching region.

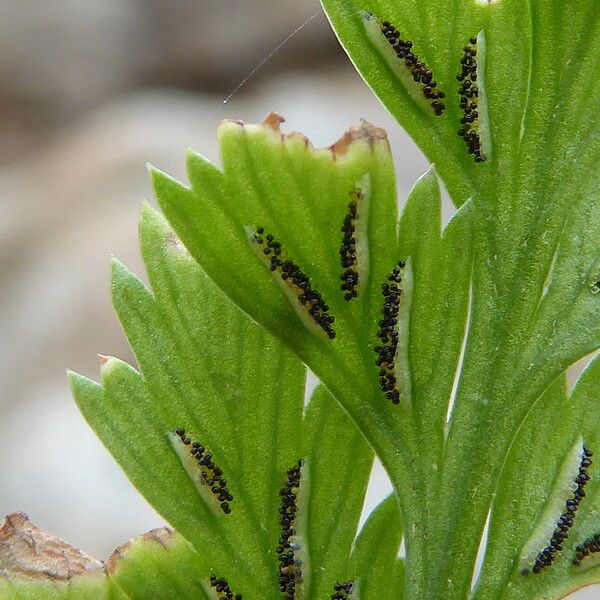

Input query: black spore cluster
[174,428,234,514]
[523,445,593,575]
[374,261,405,405]
[457,36,486,163]
[254,229,336,339]
[209,574,242,600]
[340,189,361,301]
[277,460,304,599]
[331,581,354,599]
[378,19,446,116]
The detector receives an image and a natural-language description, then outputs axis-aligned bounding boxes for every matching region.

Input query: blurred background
[0,1,594,597]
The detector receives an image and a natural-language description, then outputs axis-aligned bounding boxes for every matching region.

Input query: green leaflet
[56,0,600,594]
[154,117,473,597]
[474,354,600,600]
[70,206,377,599]
[0,575,119,600]
[319,2,600,598]
[301,386,374,598]
[106,529,211,599]
[349,494,404,600]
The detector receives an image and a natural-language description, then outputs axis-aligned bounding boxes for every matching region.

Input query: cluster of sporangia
[457,37,485,162]
[174,429,234,514]
[209,575,242,600]
[277,460,304,599]
[248,30,491,406]
[253,228,336,339]
[574,532,600,566]
[177,450,354,599]
[377,17,486,163]
[379,19,446,116]
[255,218,408,407]
[523,445,593,575]
[339,188,361,301]
[374,261,406,405]
[330,581,354,599]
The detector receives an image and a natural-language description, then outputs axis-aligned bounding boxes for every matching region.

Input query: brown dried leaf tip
[106,527,175,573]
[330,120,388,156]
[224,113,388,160]
[0,513,102,581]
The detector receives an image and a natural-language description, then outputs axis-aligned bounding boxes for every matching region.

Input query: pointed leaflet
[468,356,600,599]
[472,375,575,599]
[71,206,374,598]
[349,494,404,600]
[300,385,374,598]
[154,115,472,597]
[321,0,600,220]
[320,2,600,595]
[106,529,211,600]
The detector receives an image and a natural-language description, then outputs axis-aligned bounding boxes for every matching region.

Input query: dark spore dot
[208,573,242,600]
[330,580,354,599]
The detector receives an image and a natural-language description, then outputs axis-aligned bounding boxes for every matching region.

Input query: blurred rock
[0,0,340,161]
[0,1,145,118]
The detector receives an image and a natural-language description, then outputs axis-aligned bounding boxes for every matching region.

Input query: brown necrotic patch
[209,574,242,600]
[331,581,354,599]
[457,36,486,163]
[251,228,336,339]
[277,460,304,599]
[523,445,593,575]
[174,429,234,514]
[340,188,361,301]
[0,513,103,581]
[374,261,405,405]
